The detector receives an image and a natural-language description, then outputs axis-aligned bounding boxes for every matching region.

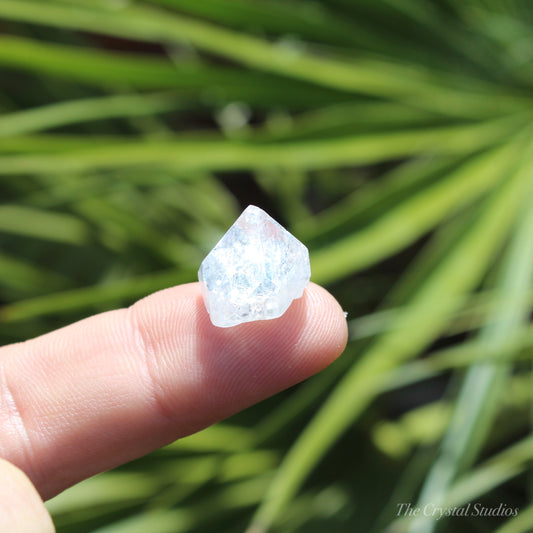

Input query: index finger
[0,282,347,500]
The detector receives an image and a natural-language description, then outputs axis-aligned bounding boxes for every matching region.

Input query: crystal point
[198,205,311,327]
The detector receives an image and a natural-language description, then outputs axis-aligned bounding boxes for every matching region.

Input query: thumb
[0,458,54,533]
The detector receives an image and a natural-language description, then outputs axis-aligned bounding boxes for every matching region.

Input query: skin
[0,282,348,531]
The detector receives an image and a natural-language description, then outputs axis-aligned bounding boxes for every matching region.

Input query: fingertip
[193,280,348,376]
[302,282,349,369]
[173,281,348,419]
[132,281,348,430]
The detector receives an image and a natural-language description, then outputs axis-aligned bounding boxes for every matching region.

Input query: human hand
[0,282,347,532]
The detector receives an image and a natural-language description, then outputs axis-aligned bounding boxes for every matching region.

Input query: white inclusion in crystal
[198,205,311,328]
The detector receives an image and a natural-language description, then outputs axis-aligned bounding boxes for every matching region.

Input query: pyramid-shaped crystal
[198,205,311,327]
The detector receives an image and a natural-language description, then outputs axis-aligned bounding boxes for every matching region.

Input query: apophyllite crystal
[198,205,311,327]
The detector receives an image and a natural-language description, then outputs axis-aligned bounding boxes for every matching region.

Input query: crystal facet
[198,205,311,328]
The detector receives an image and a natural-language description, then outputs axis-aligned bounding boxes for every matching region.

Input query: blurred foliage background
[1,1,533,532]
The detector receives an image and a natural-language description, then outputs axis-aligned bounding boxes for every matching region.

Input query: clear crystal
[198,205,311,328]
